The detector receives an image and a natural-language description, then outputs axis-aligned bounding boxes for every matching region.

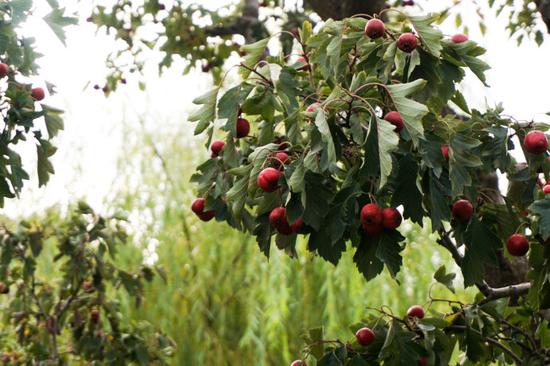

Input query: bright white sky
[1,0,549,218]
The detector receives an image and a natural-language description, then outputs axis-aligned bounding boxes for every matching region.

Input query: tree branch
[305,0,386,20]
[535,0,550,33]
[206,0,260,42]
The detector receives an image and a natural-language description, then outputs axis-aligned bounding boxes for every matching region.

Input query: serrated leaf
[462,217,501,287]
[240,38,269,79]
[188,88,219,135]
[434,265,456,293]
[529,198,550,240]
[314,109,336,167]
[386,80,429,145]
[410,14,444,58]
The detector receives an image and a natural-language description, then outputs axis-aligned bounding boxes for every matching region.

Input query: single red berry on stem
[31,87,45,101]
[384,111,404,133]
[397,33,418,53]
[382,208,402,229]
[365,19,385,39]
[0,63,9,78]
[543,184,550,194]
[210,140,225,157]
[257,167,281,192]
[452,199,474,222]
[441,145,449,161]
[236,118,250,138]
[274,151,289,170]
[419,356,428,366]
[355,327,376,346]
[524,130,548,155]
[191,198,215,222]
[507,234,529,257]
[290,218,304,233]
[407,305,425,319]
[451,34,469,43]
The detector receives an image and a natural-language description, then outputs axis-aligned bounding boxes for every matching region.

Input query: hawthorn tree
[0,203,174,364]
[0,0,71,207]
[185,9,550,366]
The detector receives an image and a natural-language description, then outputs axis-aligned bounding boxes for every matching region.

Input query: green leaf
[529,198,550,240]
[240,38,269,79]
[391,155,425,224]
[461,217,501,287]
[43,104,64,138]
[36,139,56,187]
[188,88,219,135]
[375,116,399,188]
[449,132,483,195]
[314,110,336,167]
[409,14,444,58]
[302,173,334,231]
[380,320,425,366]
[434,265,456,293]
[42,8,77,46]
[385,80,429,145]
[427,171,451,231]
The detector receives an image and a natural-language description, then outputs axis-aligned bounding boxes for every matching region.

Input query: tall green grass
[106,124,475,365]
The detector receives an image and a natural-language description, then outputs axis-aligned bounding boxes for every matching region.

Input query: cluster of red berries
[208,108,251,158]
[365,18,469,54]
[360,203,402,235]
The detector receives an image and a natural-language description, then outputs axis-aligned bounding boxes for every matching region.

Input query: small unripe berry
[296,56,310,71]
[0,63,8,78]
[397,33,418,53]
[355,327,376,346]
[506,234,529,257]
[451,34,469,43]
[210,140,225,157]
[257,167,281,192]
[452,199,474,222]
[31,87,45,101]
[236,118,250,138]
[306,102,321,114]
[441,145,449,161]
[365,19,385,39]
[382,208,402,229]
[524,130,548,155]
[407,305,425,319]
[384,111,404,133]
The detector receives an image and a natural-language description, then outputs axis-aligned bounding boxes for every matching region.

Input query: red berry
[382,208,402,229]
[236,118,250,138]
[451,34,469,43]
[419,356,428,366]
[210,140,225,157]
[397,33,418,53]
[441,145,449,161]
[296,56,310,71]
[407,305,425,319]
[306,102,321,113]
[524,130,548,155]
[274,151,289,169]
[269,207,292,235]
[506,234,529,257]
[355,327,375,346]
[290,361,306,366]
[362,222,382,235]
[31,87,45,101]
[191,198,215,222]
[360,203,383,225]
[257,167,281,192]
[365,19,385,39]
[384,111,404,133]
[0,63,8,78]
[290,218,303,233]
[544,184,550,194]
[452,199,474,222]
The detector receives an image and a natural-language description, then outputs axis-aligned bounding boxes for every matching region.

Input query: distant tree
[0,0,72,207]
